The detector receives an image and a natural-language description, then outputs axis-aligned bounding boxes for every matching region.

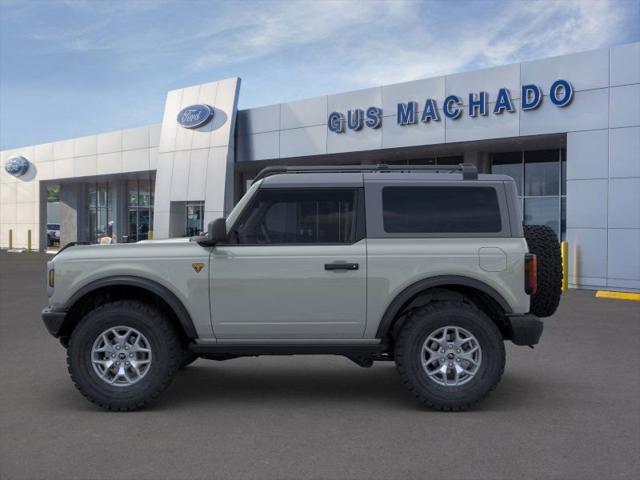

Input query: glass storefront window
[491,148,566,240]
[185,202,204,237]
[524,197,560,236]
[128,180,138,206]
[436,155,464,165]
[139,179,152,207]
[127,177,155,242]
[561,197,566,241]
[492,152,523,195]
[87,182,112,243]
[561,149,567,196]
[524,150,560,196]
[407,158,436,165]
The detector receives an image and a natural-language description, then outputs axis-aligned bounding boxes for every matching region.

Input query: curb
[595,291,640,302]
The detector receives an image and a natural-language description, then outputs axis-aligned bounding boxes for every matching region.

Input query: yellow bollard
[560,241,569,292]
[28,229,32,252]
[8,229,12,250]
[147,230,153,240]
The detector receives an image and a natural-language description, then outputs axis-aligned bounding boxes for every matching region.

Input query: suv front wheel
[395,301,505,411]
[67,300,183,411]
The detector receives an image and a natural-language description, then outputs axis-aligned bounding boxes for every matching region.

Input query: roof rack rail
[252,163,478,184]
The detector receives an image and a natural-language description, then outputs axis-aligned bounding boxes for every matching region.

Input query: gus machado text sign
[327,79,573,133]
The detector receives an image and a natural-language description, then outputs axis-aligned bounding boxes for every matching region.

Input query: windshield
[225,179,263,230]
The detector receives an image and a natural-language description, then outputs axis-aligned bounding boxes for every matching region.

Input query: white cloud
[188,1,412,71]
[9,0,629,81]
[322,0,626,89]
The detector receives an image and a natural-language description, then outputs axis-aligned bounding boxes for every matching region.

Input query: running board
[189,342,388,356]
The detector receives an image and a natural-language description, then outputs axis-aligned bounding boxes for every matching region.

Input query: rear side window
[382,186,502,233]
[233,189,357,245]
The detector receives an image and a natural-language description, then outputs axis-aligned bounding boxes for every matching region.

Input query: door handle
[324,262,359,271]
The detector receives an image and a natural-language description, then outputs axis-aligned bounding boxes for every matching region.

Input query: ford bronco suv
[42,164,562,411]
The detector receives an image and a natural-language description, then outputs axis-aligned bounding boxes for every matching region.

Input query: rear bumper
[41,307,67,338]
[507,314,543,346]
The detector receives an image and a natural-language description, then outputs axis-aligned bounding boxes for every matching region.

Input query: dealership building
[1,42,639,291]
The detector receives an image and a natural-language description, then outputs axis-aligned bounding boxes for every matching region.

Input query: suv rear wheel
[395,301,505,411]
[67,300,183,411]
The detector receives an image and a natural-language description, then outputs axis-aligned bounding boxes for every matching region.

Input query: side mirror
[207,217,228,244]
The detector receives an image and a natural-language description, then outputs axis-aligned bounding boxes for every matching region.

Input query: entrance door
[210,187,367,339]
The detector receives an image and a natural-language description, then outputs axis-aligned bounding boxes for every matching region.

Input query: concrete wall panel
[566,179,607,229]
[382,77,446,115]
[566,228,608,279]
[521,48,609,92]
[74,135,97,157]
[280,126,327,158]
[446,64,521,100]
[237,131,279,161]
[122,126,150,151]
[237,105,280,135]
[382,118,445,149]
[446,105,519,143]
[609,84,640,128]
[73,155,97,178]
[608,229,640,281]
[609,127,640,178]
[97,131,122,155]
[608,178,640,229]
[566,130,609,180]
[281,97,326,130]
[610,43,640,87]
[519,88,609,136]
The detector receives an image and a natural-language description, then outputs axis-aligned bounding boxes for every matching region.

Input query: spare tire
[523,224,562,317]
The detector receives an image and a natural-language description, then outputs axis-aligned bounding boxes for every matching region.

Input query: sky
[1,0,639,150]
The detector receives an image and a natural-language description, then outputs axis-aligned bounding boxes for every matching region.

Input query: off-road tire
[395,301,505,411]
[524,224,562,317]
[67,300,183,411]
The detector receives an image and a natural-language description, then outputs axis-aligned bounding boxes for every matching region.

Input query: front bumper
[507,314,543,346]
[41,307,67,338]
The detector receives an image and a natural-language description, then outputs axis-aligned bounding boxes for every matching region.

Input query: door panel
[210,241,367,339]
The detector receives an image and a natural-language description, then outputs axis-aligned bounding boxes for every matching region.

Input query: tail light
[525,253,537,295]
[47,261,55,297]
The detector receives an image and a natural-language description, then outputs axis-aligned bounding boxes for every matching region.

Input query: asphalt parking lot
[1,251,639,480]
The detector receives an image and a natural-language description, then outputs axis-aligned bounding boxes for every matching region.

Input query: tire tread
[395,301,505,411]
[524,224,562,318]
[67,300,182,411]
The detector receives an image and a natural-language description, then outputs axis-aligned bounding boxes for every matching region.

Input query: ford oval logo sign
[177,104,214,129]
[5,156,30,177]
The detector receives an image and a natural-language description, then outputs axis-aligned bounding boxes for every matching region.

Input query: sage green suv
[42,164,561,411]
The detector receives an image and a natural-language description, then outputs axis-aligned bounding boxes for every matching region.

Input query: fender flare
[64,275,198,338]
[375,275,512,339]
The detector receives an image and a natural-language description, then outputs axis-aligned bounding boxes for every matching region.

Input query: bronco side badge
[192,263,204,273]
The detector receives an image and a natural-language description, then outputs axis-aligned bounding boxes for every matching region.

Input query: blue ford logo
[177,104,214,129]
[5,156,30,177]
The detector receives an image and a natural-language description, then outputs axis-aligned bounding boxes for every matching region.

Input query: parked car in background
[47,223,60,247]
